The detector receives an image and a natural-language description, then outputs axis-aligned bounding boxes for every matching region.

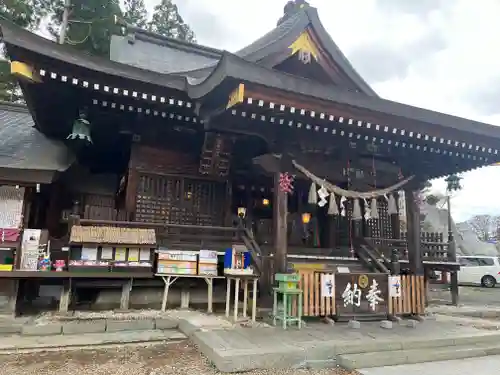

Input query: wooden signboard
[334,273,389,319]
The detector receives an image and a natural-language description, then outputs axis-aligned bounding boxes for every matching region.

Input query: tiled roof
[0,101,74,171]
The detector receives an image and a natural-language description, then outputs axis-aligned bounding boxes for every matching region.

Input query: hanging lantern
[237,207,247,218]
[67,109,92,145]
[301,212,311,224]
[262,198,270,206]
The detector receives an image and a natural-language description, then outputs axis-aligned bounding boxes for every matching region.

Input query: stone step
[336,331,500,355]
[0,316,179,336]
[0,329,186,353]
[337,341,500,369]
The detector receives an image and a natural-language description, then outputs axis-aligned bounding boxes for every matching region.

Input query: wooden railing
[365,232,449,262]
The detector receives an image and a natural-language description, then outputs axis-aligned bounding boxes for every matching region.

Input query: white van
[457,255,500,288]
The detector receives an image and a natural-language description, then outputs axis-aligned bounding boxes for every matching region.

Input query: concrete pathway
[189,319,500,372]
[359,355,500,375]
[429,303,500,319]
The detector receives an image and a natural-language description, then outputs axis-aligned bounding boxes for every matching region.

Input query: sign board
[335,273,389,317]
[389,275,402,298]
[0,186,24,229]
[336,266,350,273]
[321,273,335,298]
[290,263,326,271]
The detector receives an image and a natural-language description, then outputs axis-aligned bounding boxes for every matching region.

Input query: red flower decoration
[279,172,294,194]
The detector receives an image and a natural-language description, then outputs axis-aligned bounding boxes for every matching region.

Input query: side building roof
[0,101,74,183]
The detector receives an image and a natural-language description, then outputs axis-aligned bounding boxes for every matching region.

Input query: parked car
[457,255,500,287]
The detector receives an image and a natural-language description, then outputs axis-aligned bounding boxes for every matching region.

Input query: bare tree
[467,214,500,242]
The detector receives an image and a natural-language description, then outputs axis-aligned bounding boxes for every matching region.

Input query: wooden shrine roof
[190,53,500,140]
[0,20,185,92]
[69,225,157,246]
[3,6,500,178]
[4,16,500,143]
[112,6,375,95]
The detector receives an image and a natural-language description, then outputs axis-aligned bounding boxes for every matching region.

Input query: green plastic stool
[272,273,303,329]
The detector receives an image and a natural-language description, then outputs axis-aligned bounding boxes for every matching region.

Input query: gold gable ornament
[288,31,320,62]
[226,83,245,109]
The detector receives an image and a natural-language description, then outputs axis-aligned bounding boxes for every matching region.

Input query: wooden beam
[253,153,403,189]
[243,86,495,151]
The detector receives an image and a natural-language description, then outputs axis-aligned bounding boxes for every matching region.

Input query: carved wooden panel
[81,193,127,221]
[199,133,232,177]
[130,145,199,176]
[135,173,225,226]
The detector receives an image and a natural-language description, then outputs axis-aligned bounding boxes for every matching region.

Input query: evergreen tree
[148,0,195,42]
[1,0,50,29]
[48,0,122,58]
[123,0,147,28]
[0,0,51,102]
[0,60,19,102]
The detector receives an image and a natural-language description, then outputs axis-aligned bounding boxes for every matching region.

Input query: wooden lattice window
[134,173,226,226]
[366,198,393,239]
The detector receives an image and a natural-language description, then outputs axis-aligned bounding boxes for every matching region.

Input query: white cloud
[122,1,500,221]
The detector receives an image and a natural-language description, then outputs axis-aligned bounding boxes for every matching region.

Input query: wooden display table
[156,274,225,313]
[224,273,259,323]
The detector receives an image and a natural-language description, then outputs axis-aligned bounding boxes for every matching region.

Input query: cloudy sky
[119,1,500,221]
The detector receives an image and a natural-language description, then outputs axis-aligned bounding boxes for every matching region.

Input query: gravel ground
[0,341,359,375]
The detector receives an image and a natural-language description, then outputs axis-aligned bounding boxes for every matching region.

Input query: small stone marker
[380,320,393,329]
[406,319,418,329]
[348,319,360,329]
[323,317,335,326]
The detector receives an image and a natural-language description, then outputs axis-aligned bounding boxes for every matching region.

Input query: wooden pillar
[391,192,401,239]
[224,182,233,227]
[245,187,253,230]
[0,279,20,317]
[446,195,459,306]
[405,190,423,275]
[390,248,400,275]
[273,172,288,274]
[125,168,139,220]
[327,216,337,249]
[58,278,72,315]
[352,219,363,240]
[119,279,132,311]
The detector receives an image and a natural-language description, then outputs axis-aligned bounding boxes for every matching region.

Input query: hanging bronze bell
[67,113,92,144]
